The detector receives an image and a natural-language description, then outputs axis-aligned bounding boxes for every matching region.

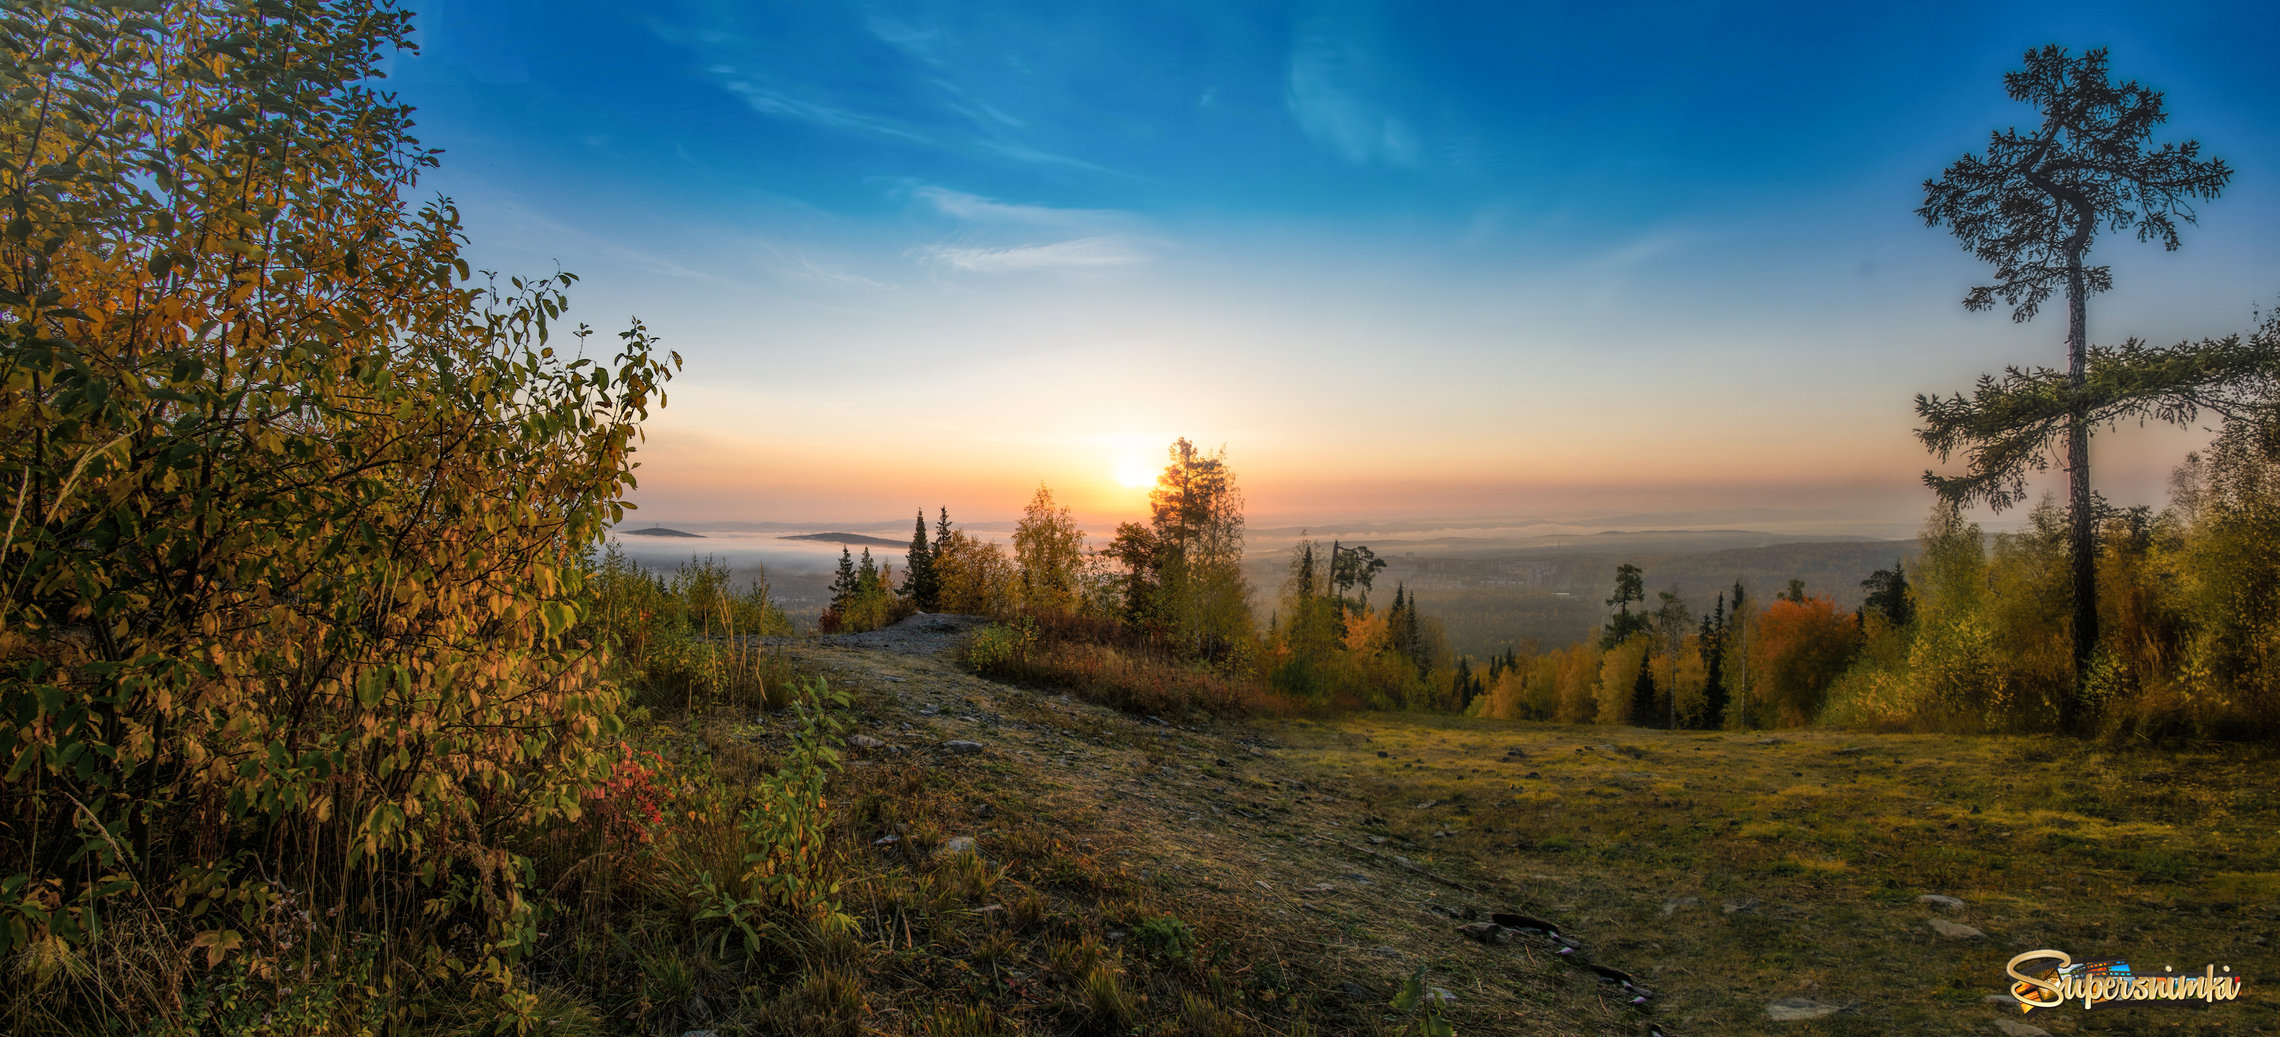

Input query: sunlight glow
[1114,456,1156,489]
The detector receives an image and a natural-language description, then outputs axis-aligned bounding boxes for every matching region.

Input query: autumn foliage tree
[1747,597,1863,727]
[1111,438,1253,667]
[0,0,673,1020]
[1011,483,1092,619]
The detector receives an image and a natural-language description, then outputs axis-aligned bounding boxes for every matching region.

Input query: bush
[0,2,672,1024]
[964,626,1299,718]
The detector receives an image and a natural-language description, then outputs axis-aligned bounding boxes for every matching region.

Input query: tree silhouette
[1601,563,1648,648]
[1918,44,2241,726]
[900,509,939,610]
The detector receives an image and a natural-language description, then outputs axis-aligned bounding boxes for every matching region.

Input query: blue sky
[386,0,2280,533]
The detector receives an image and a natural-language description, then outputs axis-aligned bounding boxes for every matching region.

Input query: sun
[1114,456,1156,489]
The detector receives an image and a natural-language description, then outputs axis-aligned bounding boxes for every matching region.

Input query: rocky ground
[762,616,1693,1035]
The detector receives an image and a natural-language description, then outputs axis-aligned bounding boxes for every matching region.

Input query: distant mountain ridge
[620,526,704,538]
[780,532,908,548]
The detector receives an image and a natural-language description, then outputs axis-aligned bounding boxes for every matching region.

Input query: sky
[384,0,2280,537]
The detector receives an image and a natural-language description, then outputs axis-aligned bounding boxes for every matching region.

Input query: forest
[1,3,2274,1035]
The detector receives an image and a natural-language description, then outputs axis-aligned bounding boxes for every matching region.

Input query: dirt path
[775,619,1664,1036]
[765,622,2277,1034]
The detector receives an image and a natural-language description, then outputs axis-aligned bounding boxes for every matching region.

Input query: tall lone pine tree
[1915,45,2269,727]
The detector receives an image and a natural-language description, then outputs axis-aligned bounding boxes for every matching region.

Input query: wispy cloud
[864,12,944,66]
[747,239,897,290]
[912,185,1121,227]
[914,236,1146,273]
[975,139,1124,176]
[1286,16,1421,168]
[714,76,931,144]
[653,14,1120,176]
[1585,230,1693,272]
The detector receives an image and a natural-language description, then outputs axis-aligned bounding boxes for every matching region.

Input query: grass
[72,628,2254,1035]
[1270,712,2280,1034]
[471,645,2280,1036]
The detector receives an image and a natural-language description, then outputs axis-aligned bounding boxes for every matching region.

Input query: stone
[1368,945,1400,959]
[1992,1021,2052,1037]
[1927,918,1986,939]
[935,836,978,859]
[1339,981,1376,1002]
[1763,997,1844,1021]
[1916,894,1966,910]
[849,734,886,749]
[1457,921,1513,944]
[1661,896,1701,915]
[1490,913,1560,935]
[941,739,985,753]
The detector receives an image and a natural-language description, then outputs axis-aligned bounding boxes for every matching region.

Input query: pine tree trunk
[2064,254,2094,731]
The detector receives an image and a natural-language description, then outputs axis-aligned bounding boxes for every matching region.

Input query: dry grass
[1273,712,2280,1034]
[465,638,2277,1035]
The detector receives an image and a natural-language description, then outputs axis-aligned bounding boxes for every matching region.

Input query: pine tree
[1602,563,1649,648]
[1859,560,1912,628]
[1919,45,2240,725]
[857,548,878,594]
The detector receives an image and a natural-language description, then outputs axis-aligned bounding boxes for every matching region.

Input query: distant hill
[620,526,704,538]
[780,532,908,548]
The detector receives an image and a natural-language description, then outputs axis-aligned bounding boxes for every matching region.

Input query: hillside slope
[734,623,2274,1035]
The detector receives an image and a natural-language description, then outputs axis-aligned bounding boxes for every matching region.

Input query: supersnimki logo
[2006,950,2246,1011]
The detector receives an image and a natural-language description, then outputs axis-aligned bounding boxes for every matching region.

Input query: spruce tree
[1699,593,1728,730]
[900,509,938,610]
[1631,654,1658,728]
[830,547,857,611]
[1403,587,1427,679]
